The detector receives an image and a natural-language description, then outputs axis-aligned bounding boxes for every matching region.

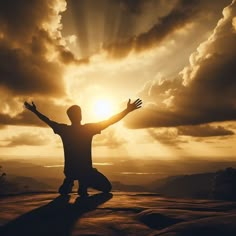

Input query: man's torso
[53,123,101,178]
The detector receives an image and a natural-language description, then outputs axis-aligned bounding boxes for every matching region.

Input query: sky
[0,0,236,161]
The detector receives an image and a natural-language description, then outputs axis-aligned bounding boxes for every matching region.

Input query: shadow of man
[0,193,113,236]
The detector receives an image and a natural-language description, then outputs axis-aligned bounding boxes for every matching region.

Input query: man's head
[67,105,82,124]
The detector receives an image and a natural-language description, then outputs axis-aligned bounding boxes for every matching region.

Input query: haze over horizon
[0,0,236,165]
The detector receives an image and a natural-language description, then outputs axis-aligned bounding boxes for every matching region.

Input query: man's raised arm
[98,98,142,130]
[24,101,56,128]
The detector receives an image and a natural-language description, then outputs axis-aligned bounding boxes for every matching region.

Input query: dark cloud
[0,0,87,128]
[61,0,198,58]
[0,133,49,147]
[125,1,236,129]
[0,0,55,42]
[62,0,230,59]
[103,0,231,58]
[0,0,81,96]
[0,38,64,96]
[178,125,234,137]
[147,124,233,148]
[126,104,236,129]
[134,0,199,51]
[103,0,199,58]
[57,45,90,65]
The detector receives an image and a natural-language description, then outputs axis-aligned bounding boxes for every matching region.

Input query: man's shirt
[52,122,102,178]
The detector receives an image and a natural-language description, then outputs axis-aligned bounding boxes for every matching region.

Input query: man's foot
[58,180,74,195]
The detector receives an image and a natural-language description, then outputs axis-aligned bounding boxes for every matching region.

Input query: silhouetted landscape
[2,161,236,235]
[1,157,236,200]
[2,158,236,236]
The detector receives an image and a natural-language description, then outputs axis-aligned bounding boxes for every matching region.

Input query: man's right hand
[24,101,37,112]
[126,98,142,112]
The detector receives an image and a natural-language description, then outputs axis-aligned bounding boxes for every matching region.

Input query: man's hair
[67,105,81,122]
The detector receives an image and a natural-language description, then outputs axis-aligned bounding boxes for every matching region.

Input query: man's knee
[90,170,112,193]
[103,181,112,193]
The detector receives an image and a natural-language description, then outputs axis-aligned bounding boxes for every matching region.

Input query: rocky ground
[1,191,236,236]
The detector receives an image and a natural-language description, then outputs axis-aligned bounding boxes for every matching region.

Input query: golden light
[93,99,113,120]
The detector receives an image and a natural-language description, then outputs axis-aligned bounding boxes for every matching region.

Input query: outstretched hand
[24,101,37,112]
[126,98,142,112]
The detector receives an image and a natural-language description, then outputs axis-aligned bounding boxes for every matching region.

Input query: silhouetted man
[24,99,142,196]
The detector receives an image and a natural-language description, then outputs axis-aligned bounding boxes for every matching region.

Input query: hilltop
[1,192,236,236]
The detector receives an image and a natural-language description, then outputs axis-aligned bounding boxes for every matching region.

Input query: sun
[93,99,113,120]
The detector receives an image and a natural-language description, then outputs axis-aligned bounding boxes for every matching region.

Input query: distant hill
[0,175,148,195]
[150,173,215,199]
[0,160,64,179]
[0,174,54,195]
[150,167,236,200]
[2,159,236,200]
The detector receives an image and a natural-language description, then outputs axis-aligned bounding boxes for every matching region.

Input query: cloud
[0,38,65,96]
[93,129,126,149]
[0,0,87,127]
[125,0,236,129]
[103,0,231,58]
[147,128,187,147]
[56,45,90,65]
[178,125,234,137]
[0,1,59,42]
[146,124,234,148]
[0,112,45,128]
[0,0,82,97]
[103,0,199,58]
[0,133,49,147]
[0,98,70,127]
[62,0,229,59]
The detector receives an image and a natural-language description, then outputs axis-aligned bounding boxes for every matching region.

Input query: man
[24,98,142,196]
